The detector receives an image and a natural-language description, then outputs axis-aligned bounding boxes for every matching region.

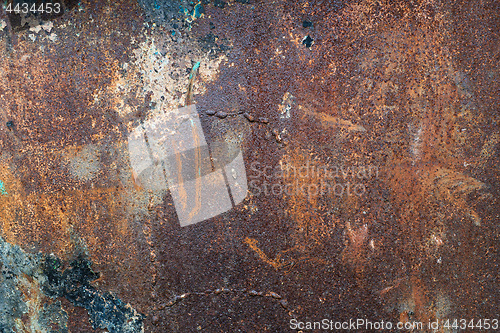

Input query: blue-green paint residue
[43,254,145,332]
[180,2,205,23]
[189,61,201,79]
[0,180,7,195]
[0,235,144,332]
[193,2,204,18]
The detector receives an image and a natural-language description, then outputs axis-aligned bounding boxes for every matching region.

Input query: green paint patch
[0,180,7,195]
[180,2,205,23]
[193,2,204,18]
[189,61,201,80]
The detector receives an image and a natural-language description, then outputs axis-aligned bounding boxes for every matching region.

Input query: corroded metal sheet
[0,0,498,332]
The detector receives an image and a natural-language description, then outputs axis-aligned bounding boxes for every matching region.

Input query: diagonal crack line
[158,288,296,318]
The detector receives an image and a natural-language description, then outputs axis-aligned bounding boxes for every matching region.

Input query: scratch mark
[158,287,295,319]
[186,61,201,106]
[244,237,327,271]
[244,237,293,269]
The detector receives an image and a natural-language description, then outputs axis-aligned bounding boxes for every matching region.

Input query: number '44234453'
[5,2,61,14]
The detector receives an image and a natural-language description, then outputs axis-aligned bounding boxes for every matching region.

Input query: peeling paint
[0,180,6,196]
[0,236,144,332]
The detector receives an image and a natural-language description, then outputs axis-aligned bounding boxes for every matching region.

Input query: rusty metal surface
[0,0,498,332]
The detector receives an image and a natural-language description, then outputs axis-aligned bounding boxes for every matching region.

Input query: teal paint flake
[180,2,205,23]
[193,2,204,18]
[0,180,7,195]
[189,61,201,79]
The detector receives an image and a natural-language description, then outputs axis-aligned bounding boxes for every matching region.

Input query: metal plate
[0,0,498,332]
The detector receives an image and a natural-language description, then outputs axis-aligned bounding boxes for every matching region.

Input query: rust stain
[300,105,367,132]
[244,237,327,272]
[280,148,328,247]
[244,237,290,270]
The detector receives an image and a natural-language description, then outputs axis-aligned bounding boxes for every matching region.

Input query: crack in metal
[158,287,296,318]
